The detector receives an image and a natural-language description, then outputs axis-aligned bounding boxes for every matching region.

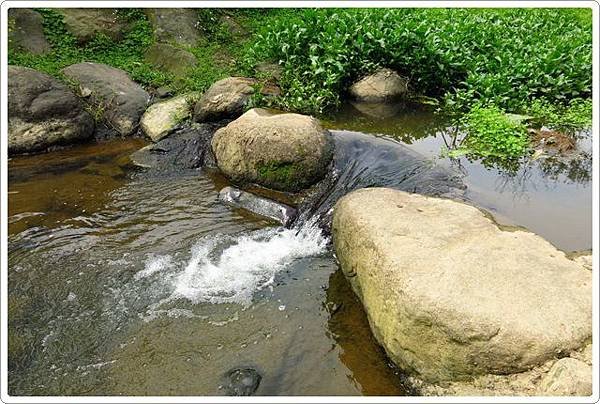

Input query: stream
[7,103,592,396]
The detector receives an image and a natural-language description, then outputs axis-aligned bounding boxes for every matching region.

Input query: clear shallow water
[7,104,592,396]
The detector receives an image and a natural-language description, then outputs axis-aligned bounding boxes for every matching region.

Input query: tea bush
[247,8,592,115]
[527,98,593,133]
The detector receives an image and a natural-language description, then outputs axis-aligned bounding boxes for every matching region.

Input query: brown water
[7,104,592,396]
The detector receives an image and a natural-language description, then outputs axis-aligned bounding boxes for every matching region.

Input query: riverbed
[7,104,592,395]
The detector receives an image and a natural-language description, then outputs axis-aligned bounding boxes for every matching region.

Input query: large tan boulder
[140,93,199,142]
[193,77,280,122]
[332,188,592,383]
[211,108,333,192]
[8,66,94,155]
[349,68,408,102]
[62,62,150,136]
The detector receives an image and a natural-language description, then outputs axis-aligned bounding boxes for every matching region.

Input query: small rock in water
[223,367,262,396]
[218,186,298,227]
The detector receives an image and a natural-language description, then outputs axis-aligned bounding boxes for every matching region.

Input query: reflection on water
[325,102,592,251]
[7,103,592,396]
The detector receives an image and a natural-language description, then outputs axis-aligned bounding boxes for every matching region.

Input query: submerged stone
[219,186,297,227]
[223,367,262,396]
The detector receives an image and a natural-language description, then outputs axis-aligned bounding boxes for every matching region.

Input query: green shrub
[246,8,592,115]
[527,98,593,132]
[460,105,530,159]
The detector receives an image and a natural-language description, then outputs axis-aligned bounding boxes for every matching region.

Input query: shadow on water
[325,269,416,396]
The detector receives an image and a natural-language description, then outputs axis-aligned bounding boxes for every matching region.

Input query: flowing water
[7,103,592,396]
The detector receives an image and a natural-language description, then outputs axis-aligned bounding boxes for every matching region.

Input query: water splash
[170,219,327,306]
[134,218,328,319]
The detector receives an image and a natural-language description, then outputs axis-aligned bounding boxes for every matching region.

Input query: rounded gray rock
[8,66,94,154]
[62,62,150,136]
[211,108,333,192]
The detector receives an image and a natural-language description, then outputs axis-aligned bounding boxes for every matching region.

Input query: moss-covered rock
[144,43,197,78]
[211,108,333,192]
[140,92,199,142]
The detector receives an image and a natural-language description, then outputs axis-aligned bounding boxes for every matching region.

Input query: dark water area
[7,102,592,396]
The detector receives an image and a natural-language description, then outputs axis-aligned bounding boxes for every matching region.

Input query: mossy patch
[257,161,300,190]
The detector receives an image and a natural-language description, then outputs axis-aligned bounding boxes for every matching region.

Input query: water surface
[7,104,592,396]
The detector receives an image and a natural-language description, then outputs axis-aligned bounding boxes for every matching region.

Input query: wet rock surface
[8,66,94,155]
[62,62,150,136]
[295,130,466,230]
[222,367,262,396]
[130,123,219,172]
[219,186,298,227]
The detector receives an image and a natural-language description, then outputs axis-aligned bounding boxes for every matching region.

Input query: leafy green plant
[527,98,592,132]
[458,105,530,159]
[246,8,592,115]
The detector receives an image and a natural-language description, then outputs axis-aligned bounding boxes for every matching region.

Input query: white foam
[170,221,327,307]
[135,255,173,280]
